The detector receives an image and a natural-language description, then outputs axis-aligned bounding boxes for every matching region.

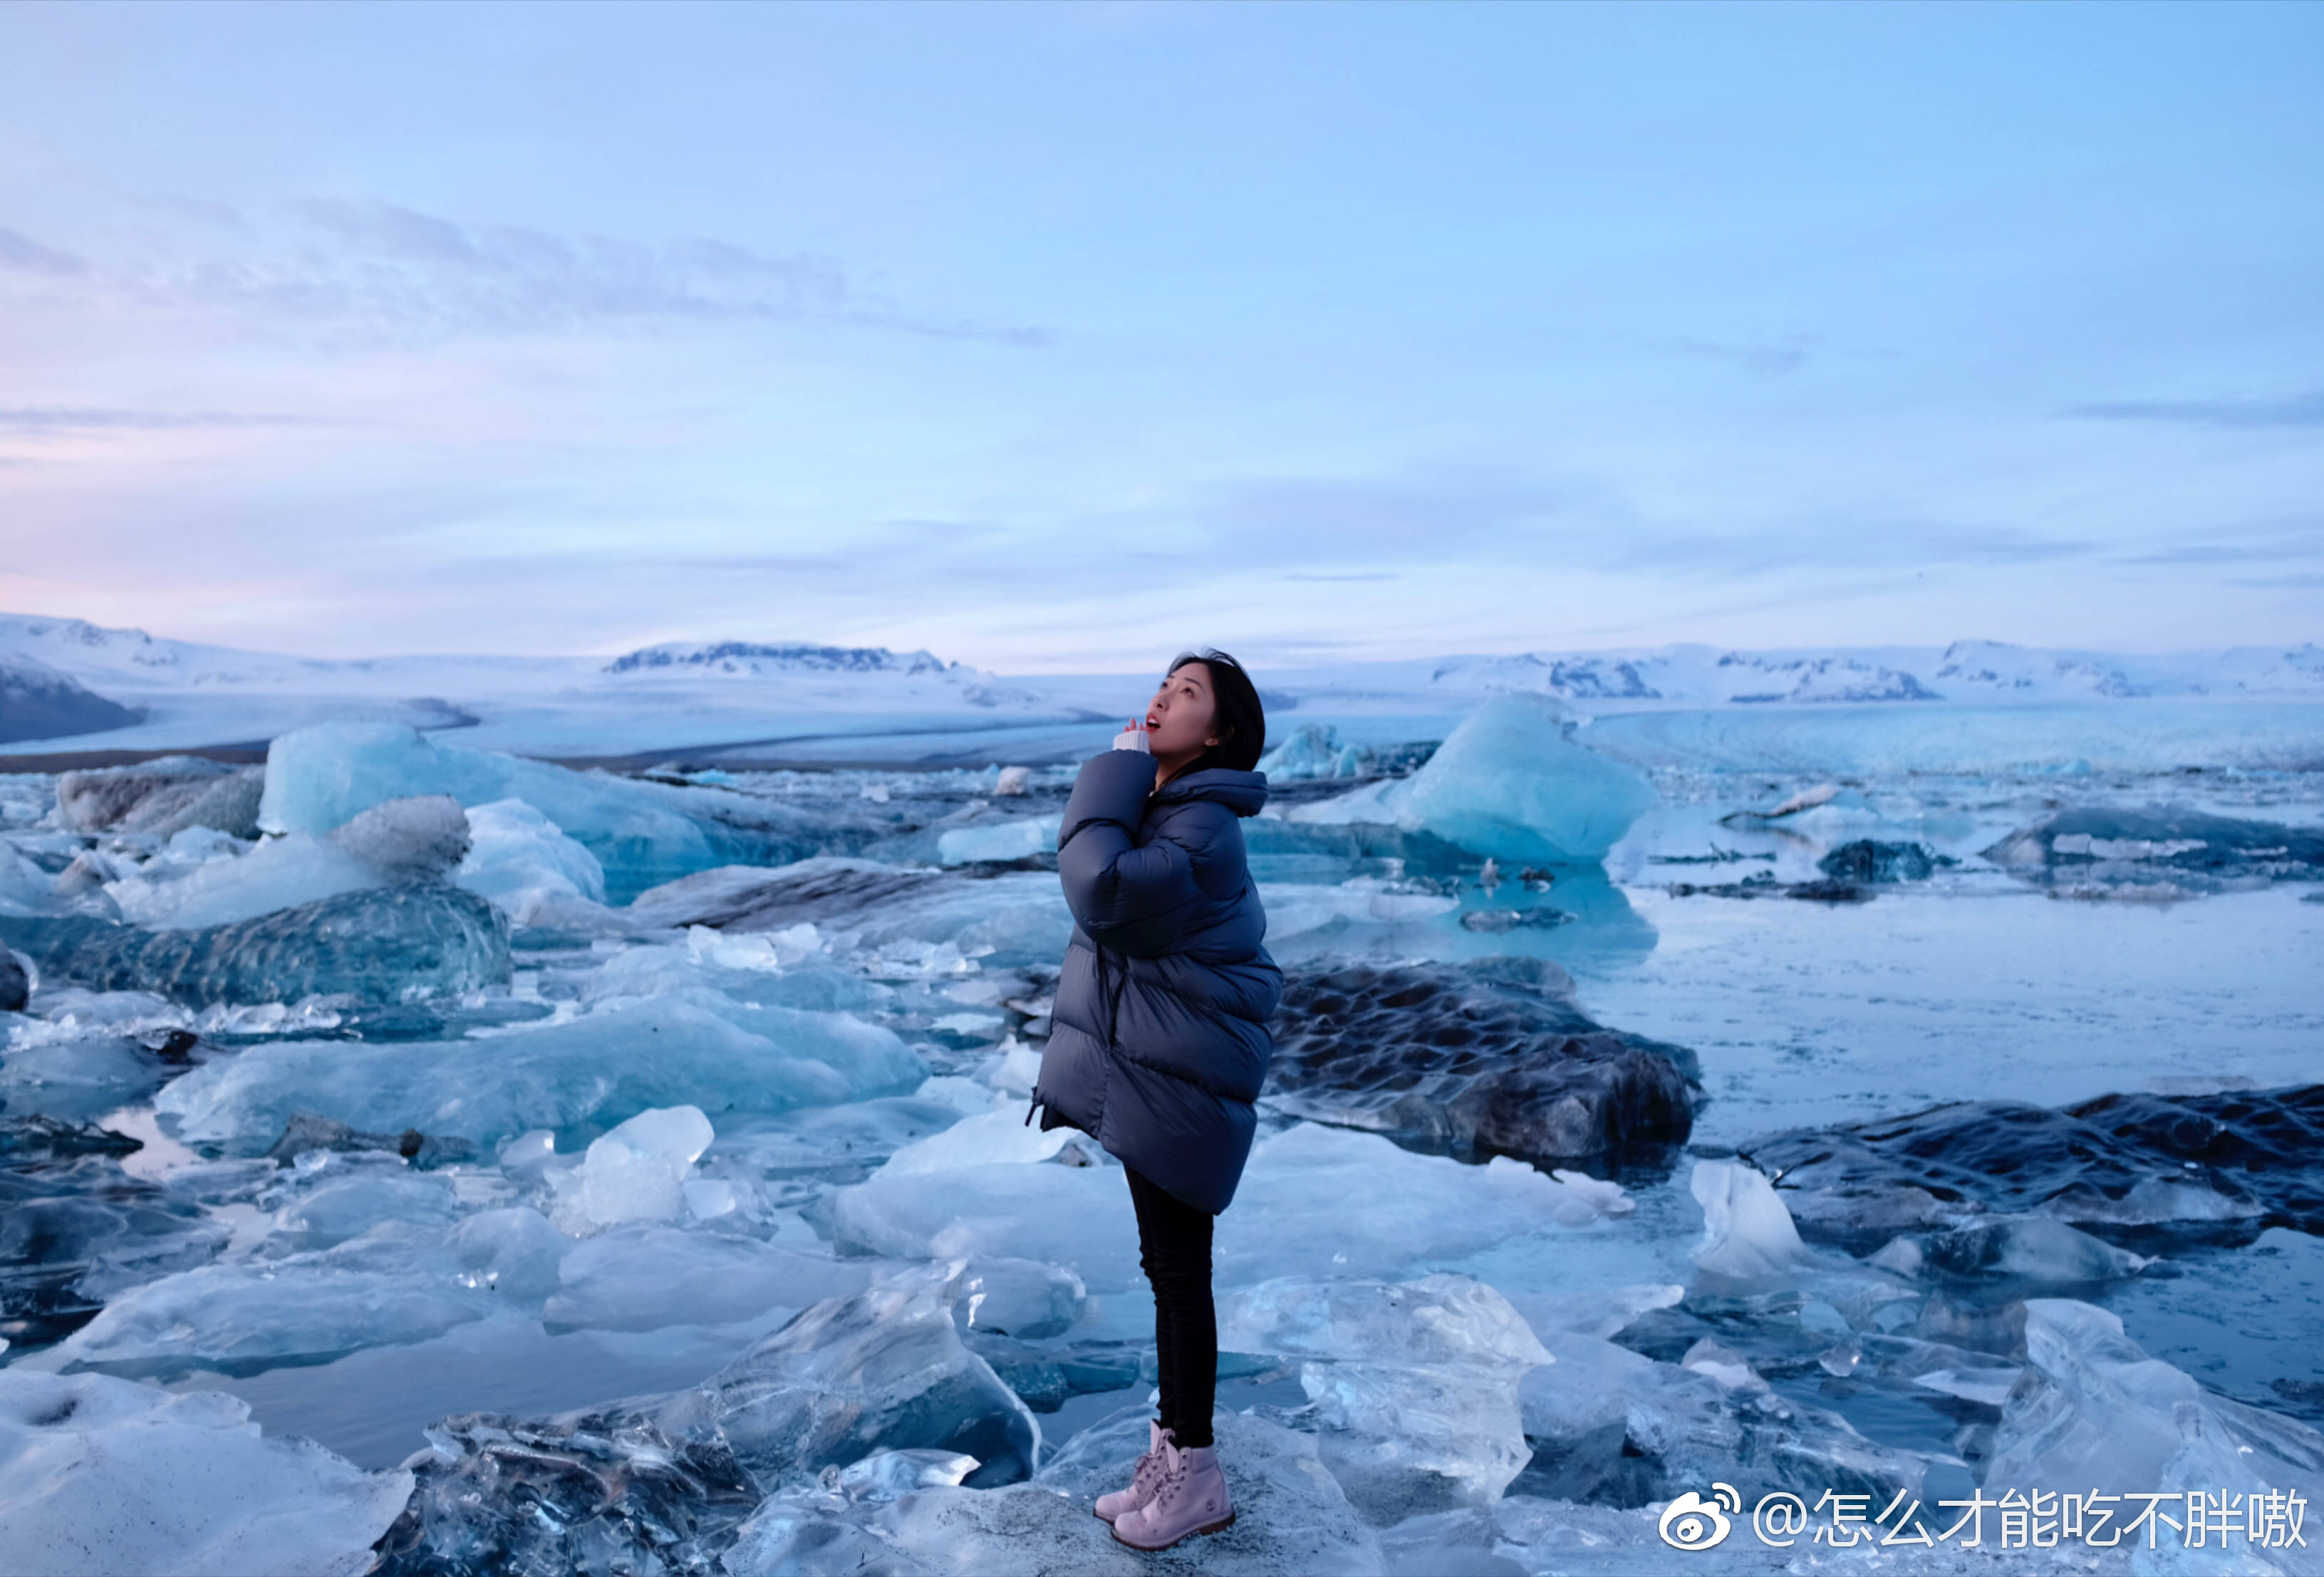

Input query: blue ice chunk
[454,797,607,923]
[51,1220,509,1378]
[1258,723,1375,781]
[0,1370,413,1576]
[259,723,840,900]
[0,886,511,1008]
[156,991,926,1154]
[1392,696,1657,864]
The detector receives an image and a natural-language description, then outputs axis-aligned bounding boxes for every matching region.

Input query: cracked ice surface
[1,718,2321,1576]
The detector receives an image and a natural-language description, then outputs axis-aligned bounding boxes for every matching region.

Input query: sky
[0,1,2319,673]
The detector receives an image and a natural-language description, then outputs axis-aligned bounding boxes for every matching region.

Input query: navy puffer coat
[1029,750,1282,1214]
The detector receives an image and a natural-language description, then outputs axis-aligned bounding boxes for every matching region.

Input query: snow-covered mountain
[0,653,145,744]
[603,641,950,678]
[1,612,2318,760]
[1266,640,2324,712]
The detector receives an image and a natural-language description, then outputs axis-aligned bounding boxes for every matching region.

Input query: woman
[1026,648,1279,1551]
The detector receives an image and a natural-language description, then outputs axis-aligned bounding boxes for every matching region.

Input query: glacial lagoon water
[1,717,2320,1574]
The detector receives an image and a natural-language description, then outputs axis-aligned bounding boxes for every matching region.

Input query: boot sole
[1109,1510,1235,1551]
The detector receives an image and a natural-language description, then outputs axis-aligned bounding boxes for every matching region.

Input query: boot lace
[1146,1442,1192,1509]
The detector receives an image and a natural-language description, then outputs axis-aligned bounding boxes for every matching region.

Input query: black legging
[1125,1165,1217,1449]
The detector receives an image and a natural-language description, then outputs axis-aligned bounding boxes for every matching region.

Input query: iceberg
[378,1277,1039,1576]
[710,1276,1041,1486]
[1871,1216,2149,1287]
[93,795,475,931]
[157,991,926,1153]
[1983,803,2324,896]
[1258,723,1376,782]
[1988,1299,2324,1518]
[851,1407,1388,1576]
[375,1391,761,1577]
[0,1028,187,1124]
[831,1141,1141,1291]
[935,812,1059,866]
[831,1112,1633,1297]
[258,722,834,900]
[1218,1274,1549,1518]
[1514,1327,1942,1524]
[946,1256,1089,1341]
[1218,1122,1634,1289]
[0,1370,413,1577]
[452,797,608,924]
[546,1104,716,1235]
[1814,839,1940,884]
[541,1226,871,1333]
[0,885,510,1007]
[1688,1159,1815,1281]
[103,833,375,930]
[632,858,1076,972]
[1289,696,1656,865]
[38,1190,559,1379]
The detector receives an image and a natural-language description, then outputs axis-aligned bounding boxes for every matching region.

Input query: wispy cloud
[3,197,1047,350]
[2060,391,2324,428]
[0,405,358,435]
[1163,466,2092,583]
[2118,516,2324,567]
[113,197,1058,348]
[1669,332,1815,378]
[0,225,88,276]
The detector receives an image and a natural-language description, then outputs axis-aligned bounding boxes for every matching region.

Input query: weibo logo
[1659,1483,1741,1550]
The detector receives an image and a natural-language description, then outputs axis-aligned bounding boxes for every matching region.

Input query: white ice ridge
[103,794,476,930]
[453,797,608,924]
[547,1104,715,1236]
[1288,694,1657,864]
[936,813,1059,866]
[831,1117,1631,1294]
[0,1370,413,1577]
[156,991,927,1151]
[1688,1159,1815,1280]
[260,720,715,862]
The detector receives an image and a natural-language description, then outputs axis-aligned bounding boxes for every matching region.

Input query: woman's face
[1145,661,1222,765]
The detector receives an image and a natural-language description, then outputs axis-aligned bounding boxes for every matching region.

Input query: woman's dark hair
[1168,648,1266,775]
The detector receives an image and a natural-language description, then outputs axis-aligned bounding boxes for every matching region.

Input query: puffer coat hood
[1029,750,1282,1214]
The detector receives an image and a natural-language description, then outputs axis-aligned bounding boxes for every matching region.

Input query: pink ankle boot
[1109,1437,1235,1550]
[1092,1421,1173,1524]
